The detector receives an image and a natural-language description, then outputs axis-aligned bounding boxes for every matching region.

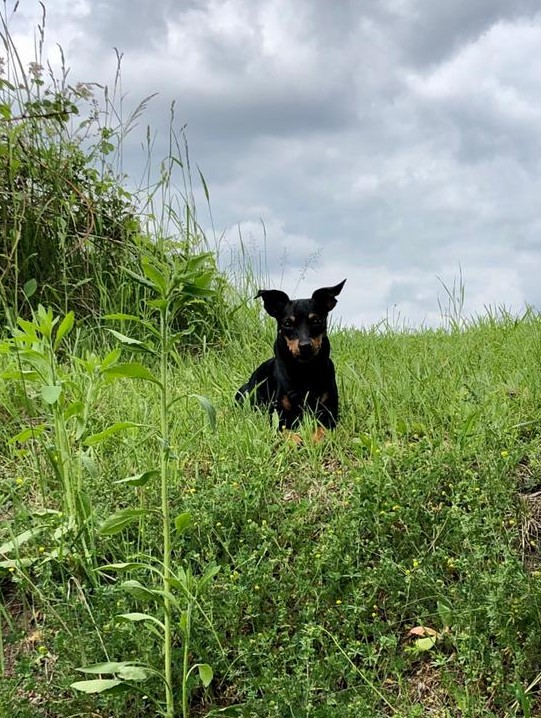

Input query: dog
[236,279,346,437]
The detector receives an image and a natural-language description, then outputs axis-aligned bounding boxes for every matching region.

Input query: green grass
[2,307,541,717]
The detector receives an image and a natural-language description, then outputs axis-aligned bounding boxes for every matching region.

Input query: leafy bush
[0,5,230,347]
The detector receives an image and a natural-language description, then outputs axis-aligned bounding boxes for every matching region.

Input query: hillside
[2,311,541,717]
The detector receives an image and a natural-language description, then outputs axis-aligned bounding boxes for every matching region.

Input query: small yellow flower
[335,599,342,605]
[500,450,509,458]
[254,585,260,591]
[15,477,24,485]
[38,546,45,553]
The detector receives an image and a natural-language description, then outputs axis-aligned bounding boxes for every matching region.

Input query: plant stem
[182,603,192,718]
[160,305,174,718]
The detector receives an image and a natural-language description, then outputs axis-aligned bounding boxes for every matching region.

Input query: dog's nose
[299,341,313,357]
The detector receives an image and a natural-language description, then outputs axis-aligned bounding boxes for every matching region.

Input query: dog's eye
[282,318,294,329]
[309,316,323,327]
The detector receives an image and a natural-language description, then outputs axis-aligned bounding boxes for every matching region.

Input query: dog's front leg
[276,393,303,429]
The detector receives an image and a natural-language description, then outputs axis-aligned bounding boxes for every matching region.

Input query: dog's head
[256,279,346,361]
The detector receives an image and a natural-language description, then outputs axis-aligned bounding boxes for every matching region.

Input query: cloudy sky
[9,0,541,327]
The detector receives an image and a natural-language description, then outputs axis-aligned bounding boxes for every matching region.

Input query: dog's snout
[299,340,313,357]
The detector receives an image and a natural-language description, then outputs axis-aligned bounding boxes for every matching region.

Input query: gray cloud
[10,0,541,327]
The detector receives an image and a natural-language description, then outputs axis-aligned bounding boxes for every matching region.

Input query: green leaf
[104,362,160,385]
[122,267,156,289]
[116,665,151,681]
[0,102,12,120]
[2,369,40,382]
[23,278,37,298]
[437,602,453,628]
[198,564,220,591]
[54,311,75,350]
[105,329,145,346]
[198,663,213,687]
[97,562,151,573]
[415,636,437,651]
[41,384,62,405]
[141,257,168,294]
[77,661,137,675]
[99,508,149,535]
[116,612,165,632]
[0,527,45,555]
[120,579,162,603]
[16,317,37,332]
[174,512,192,534]
[9,424,47,444]
[84,422,140,447]
[70,679,126,694]
[113,470,159,487]
[147,298,168,311]
[197,166,210,202]
[100,347,122,370]
[191,394,217,431]
[0,558,35,571]
[64,400,84,420]
[76,491,92,521]
[81,452,98,478]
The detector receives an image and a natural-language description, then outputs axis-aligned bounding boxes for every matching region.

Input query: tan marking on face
[312,426,326,443]
[281,395,292,411]
[311,335,323,355]
[308,313,319,319]
[285,336,301,357]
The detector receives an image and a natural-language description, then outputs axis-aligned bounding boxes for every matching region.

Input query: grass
[2,305,541,717]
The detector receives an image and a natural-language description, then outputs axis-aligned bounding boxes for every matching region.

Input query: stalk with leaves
[71,251,219,717]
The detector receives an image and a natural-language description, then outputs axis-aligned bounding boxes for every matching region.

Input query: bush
[0,6,231,347]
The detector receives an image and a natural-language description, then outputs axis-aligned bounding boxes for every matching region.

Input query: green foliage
[3,306,541,717]
[0,3,231,349]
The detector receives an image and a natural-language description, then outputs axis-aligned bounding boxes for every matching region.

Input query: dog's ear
[311,279,346,312]
[256,289,290,318]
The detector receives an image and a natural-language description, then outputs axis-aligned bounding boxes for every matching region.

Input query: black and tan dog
[236,279,346,438]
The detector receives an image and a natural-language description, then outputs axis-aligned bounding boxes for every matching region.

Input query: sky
[8,0,541,328]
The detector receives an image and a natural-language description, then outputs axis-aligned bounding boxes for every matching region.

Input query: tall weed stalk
[71,251,219,717]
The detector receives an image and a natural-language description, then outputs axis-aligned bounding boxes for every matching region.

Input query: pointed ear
[255,289,290,318]
[311,279,346,312]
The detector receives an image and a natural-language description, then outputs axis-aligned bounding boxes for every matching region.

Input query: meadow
[3,303,541,718]
[2,6,541,716]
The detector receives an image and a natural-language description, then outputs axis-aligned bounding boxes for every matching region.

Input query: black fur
[236,279,346,430]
